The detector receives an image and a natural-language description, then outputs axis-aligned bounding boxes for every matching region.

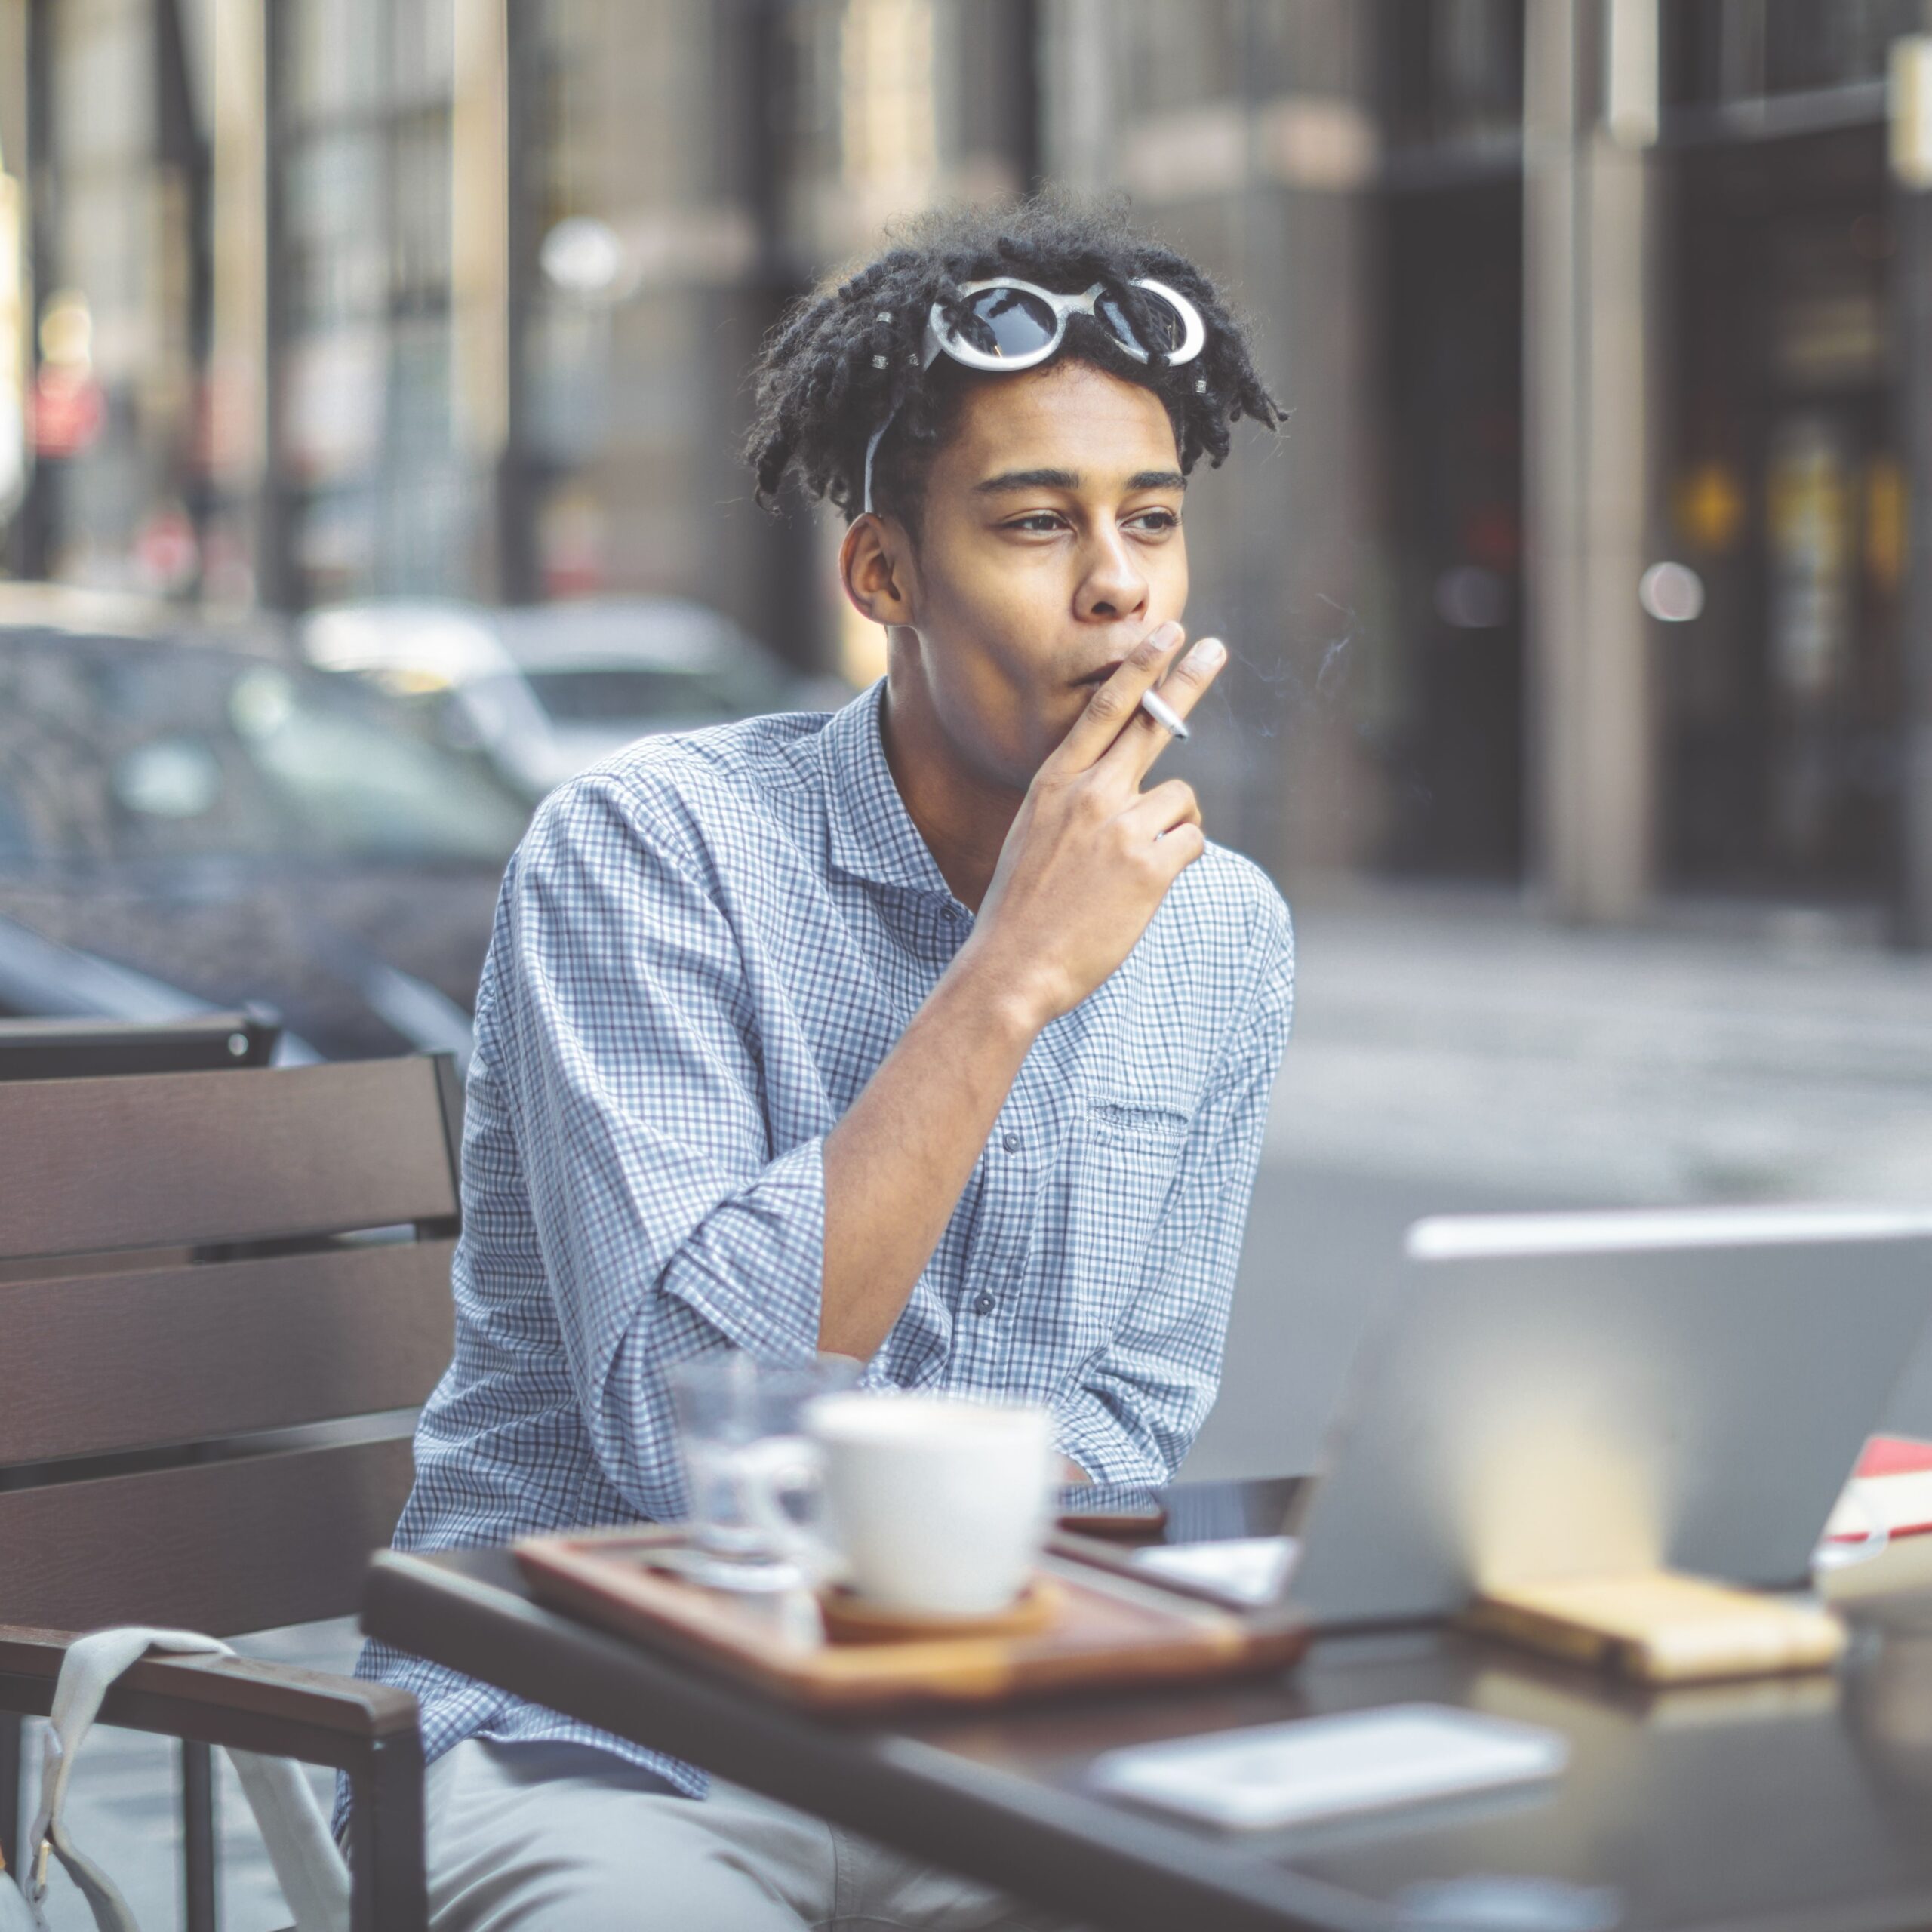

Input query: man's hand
[817,620,1224,1360]
[961,622,1226,1030]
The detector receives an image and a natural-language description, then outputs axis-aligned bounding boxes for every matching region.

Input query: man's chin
[1025,695,1093,765]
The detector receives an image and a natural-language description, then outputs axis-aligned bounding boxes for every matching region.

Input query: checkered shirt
[351,679,1293,1798]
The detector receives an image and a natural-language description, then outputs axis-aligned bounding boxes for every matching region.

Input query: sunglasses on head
[862,276,1208,515]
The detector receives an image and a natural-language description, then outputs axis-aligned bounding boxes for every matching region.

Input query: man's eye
[1005,513,1066,534]
[1128,509,1180,534]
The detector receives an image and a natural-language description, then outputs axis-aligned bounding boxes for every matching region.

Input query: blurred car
[0,583,531,1064]
[302,595,820,801]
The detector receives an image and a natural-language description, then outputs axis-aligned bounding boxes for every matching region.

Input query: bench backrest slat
[0,1239,457,1466]
[0,1057,460,1259]
[0,1436,419,1635]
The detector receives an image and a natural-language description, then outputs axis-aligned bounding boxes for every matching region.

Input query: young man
[356,199,1292,1929]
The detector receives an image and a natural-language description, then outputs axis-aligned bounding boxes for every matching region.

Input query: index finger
[1046,622,1186,776]
[1101,634,1226,784]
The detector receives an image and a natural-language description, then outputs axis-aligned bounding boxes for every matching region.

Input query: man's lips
[1072,659,1124,688]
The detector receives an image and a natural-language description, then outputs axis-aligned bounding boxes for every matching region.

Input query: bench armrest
[0,1625,417,1773]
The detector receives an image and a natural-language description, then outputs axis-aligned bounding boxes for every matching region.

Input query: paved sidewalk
[1266,885,1932,1206]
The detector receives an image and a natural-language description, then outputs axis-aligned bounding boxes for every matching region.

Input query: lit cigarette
[1139,687,1189,740]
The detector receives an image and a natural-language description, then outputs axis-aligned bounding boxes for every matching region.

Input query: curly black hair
[744,195,1281,536]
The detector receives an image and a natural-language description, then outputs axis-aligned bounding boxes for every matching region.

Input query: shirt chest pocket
[1061,1101,1190,1340]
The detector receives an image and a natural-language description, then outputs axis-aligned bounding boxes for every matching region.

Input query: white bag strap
[3,1628,350,1932]
[0,1862,43,1932]
[226,1748,351,1932]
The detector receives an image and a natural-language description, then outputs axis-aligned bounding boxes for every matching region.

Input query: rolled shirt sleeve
[494,774,826,1511]
[1054,897,1294,1486]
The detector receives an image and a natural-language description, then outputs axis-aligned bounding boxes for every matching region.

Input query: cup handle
[736,1438,842,1583]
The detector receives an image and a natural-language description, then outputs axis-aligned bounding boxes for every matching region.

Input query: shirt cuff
[1054,1395,1168,1490]
[661,1134,825,1362]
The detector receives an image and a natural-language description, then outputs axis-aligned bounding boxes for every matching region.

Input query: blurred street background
[9,2,1932,1924]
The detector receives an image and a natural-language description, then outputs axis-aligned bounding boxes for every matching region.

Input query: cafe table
[361,1478,1932,1932]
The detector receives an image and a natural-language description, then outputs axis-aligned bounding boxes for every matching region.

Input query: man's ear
[839,513,915,628]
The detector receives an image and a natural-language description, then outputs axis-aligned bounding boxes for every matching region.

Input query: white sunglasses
[862,276,1208,515]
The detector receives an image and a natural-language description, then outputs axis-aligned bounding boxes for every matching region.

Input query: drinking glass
[666,1352,859,1591]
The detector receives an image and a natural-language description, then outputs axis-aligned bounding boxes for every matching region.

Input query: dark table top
[362,1480,1932,1932]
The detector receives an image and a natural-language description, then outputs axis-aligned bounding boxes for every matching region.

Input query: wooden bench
[0,1011,281,1079]
[0,1052,463,1931]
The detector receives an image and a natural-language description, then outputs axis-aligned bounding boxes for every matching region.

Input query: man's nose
[1074,526,1149,624]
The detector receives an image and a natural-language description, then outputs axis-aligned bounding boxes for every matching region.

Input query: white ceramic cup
[800,1393,1057,1615]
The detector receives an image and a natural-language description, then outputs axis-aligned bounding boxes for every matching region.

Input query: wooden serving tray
[515,1526,1309,1715]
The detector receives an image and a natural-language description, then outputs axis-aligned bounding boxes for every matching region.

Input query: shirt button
[971,1293,998,1316]
[1001,1132,1020,1154]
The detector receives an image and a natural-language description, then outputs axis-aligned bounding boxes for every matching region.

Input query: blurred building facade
[3,0,1932,937]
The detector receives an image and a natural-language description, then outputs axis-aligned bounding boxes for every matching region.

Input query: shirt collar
[820,679,957,900]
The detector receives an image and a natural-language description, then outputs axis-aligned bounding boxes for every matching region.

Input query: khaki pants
[425,1737,1087,1932]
